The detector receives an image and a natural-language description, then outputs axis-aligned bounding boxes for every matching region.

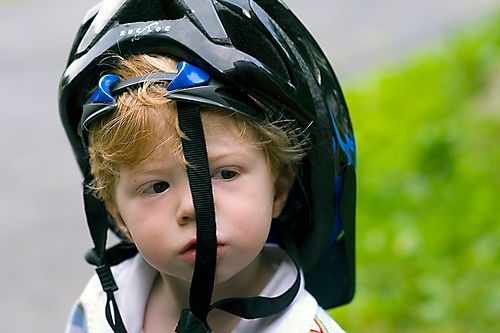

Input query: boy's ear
[105,201,132,241]
[272,168,295,218]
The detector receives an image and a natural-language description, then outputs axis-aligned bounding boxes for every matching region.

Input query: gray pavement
[1,0,498,331]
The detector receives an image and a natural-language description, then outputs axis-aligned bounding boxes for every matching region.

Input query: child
[59,1,357,332]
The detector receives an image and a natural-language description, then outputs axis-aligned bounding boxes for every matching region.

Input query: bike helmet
[59,0,356,332]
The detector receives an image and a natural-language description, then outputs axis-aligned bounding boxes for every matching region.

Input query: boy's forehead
[120,143,184,175]
[202,116,239,136]
[123,114,256,171]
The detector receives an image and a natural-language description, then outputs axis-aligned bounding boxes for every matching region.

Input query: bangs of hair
[87,55,184,200]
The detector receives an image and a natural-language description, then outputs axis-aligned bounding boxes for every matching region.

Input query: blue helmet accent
[325,174,344,251]
[91,74,120,103]
[167,61,210,91]
[328,103,357,168]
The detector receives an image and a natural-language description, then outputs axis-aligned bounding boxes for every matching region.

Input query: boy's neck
[144,252,275,332]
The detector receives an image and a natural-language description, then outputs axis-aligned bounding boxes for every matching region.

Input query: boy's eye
[144,181,170,194]
[213,169,239,180]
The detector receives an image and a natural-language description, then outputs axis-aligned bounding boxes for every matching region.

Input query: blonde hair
[87,54,308,202]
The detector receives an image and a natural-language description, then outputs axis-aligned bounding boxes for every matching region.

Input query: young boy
[59,1,356,332]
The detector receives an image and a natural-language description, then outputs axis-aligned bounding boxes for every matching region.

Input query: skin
[106,115,293,332]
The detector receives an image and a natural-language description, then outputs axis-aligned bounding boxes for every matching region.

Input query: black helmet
[59,0,356,332]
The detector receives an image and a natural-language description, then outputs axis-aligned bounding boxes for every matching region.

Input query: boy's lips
[180,238,197,253]
[180,239,226,263]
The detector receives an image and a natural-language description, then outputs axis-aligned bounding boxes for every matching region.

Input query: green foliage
[329,11,500,333]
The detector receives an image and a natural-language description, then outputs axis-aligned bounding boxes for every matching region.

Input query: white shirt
[66,245,346,333]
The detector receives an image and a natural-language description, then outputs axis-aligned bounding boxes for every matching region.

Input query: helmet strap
[82,183,128,333]
[210,224,301,318]
[175,101,301,331]
[175,101,217,332]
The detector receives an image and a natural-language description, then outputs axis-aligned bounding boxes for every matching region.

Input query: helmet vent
[117,0,185,23]
[216,4,290,81]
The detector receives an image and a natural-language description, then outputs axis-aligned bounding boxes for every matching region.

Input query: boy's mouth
[180,239,225,263]
[180,239,197,254]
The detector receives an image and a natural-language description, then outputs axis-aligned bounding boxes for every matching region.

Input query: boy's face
[106,113,292,285]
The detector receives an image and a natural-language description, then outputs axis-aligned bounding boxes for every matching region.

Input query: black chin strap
[83,184,128,333]
[176,101,217,332]
[175,102,301,333]
[210,225,302,319]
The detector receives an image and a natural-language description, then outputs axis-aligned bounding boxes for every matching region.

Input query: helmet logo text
[119,22,171,41]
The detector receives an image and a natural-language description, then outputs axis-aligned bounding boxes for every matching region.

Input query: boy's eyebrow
[122,165,166,181]
[123,147,253,177]
[122,158,178,178]
[207,150,250,162]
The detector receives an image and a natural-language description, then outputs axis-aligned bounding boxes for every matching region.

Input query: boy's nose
[176,181,196,225]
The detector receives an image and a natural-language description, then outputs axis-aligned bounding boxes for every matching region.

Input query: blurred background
[0,0,498,332]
